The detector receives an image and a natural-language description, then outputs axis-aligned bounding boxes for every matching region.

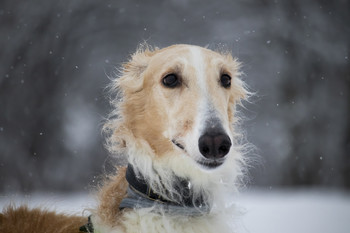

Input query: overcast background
[0,0,349,193]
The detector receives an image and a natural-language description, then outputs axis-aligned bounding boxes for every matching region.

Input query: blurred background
[0,0,349,193]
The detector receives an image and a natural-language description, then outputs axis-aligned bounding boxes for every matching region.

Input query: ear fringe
[103,43,157,156]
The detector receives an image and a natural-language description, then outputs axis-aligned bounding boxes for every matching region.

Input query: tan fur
[0,206,85,233]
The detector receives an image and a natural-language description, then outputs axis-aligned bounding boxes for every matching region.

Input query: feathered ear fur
[117,45,157,94]
[103,44,157,153]
[220,53,247,102]
[219,53,249,129]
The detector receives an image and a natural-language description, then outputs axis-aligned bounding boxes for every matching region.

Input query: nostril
[219,145,228,154]
[198,136,212,157]
[202,146,209,154]
[198,132,232,159]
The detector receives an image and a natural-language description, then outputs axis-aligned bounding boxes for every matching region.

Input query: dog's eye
[220,74,231,88]
[162,74,180,88]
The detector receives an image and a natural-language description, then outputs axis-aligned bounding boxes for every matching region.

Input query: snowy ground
[236,189,350,233]
[1,189,349,233]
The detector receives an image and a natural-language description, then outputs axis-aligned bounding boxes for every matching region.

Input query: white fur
[186,46,210,162]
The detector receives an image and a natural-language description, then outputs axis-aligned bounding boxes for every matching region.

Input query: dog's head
[107,44,248,175]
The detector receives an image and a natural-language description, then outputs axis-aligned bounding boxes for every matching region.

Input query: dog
[0,44,249,233]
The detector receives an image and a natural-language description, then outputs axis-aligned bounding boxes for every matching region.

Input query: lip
[172,139,185,150]
[197,159,225,169]
[172,139,225,169]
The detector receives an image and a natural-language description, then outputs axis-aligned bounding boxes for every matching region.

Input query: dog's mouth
[172,139,225,169]
[197,159,225,169]
[172,139,185,150]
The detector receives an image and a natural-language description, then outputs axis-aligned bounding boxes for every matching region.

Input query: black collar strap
[120,164,208,211]
[124,164,171,204]
[79,216,94,233]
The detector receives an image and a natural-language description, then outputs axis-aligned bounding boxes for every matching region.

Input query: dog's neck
[119,164,210,215]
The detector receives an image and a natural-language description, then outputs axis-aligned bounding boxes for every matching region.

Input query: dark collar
[121,164,207,208]
[79,216,94,233]
[80,165,211,232]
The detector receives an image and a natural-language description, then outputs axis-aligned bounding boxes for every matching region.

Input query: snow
[1,189,349,233]
[236,189,350,233]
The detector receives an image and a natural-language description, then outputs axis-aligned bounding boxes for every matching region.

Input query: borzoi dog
[0,44,249,233]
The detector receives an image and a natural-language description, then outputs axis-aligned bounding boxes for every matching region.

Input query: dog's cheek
[142,93,175,157]
[227,94,240,125]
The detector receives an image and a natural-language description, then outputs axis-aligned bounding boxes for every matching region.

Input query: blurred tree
[0,0,349,192]
[273,0,349,187]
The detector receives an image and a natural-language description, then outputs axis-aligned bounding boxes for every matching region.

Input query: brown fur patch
[0,168,128,233]
[0,205,85,233]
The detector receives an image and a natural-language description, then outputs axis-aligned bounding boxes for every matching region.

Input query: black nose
[198,131,232,159]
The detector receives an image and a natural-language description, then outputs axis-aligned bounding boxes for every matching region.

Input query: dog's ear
[222,54,249,104]
[105,45,158,151]
[231,71,249,104]
[224,54,250,124]
[117,45,157,94]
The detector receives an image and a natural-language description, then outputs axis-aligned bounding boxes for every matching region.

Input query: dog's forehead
[154,44,222,62]
[147,45,228,79]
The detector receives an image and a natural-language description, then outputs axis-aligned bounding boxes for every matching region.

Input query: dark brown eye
[162,74,180,88]
[220,74,231,88]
